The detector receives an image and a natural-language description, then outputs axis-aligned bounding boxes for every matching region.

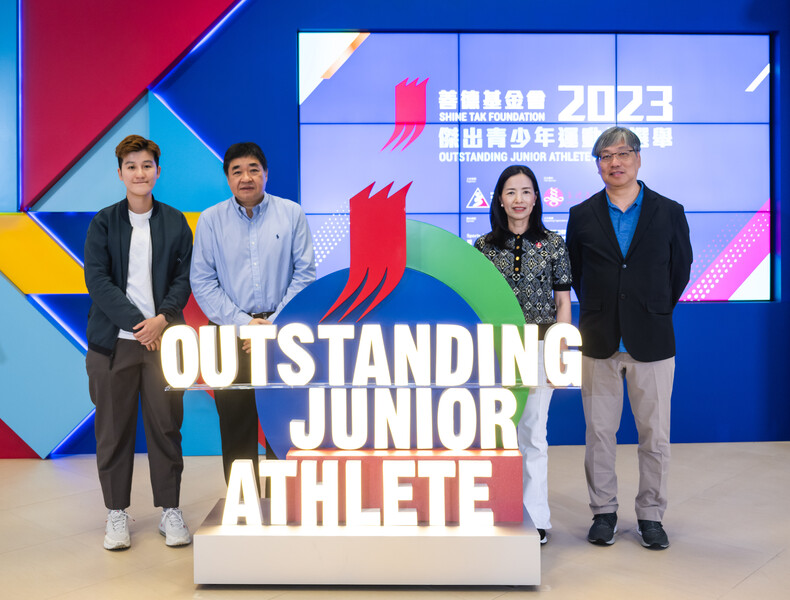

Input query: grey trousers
[581,352,674,522]
[86,339,184,510]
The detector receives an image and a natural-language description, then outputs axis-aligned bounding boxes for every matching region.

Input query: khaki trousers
[581,352,674,522]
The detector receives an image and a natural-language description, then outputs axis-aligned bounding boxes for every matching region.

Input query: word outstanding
[161,322,582,390]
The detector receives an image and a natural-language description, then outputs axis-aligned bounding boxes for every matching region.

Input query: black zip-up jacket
[84,198,193,356]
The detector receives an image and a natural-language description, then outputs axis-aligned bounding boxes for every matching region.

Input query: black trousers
[86,339,184,510]
[213,338,276,496]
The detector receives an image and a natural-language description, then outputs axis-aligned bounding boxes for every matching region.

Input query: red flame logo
[381,78,428,151]
[321,182,411,322]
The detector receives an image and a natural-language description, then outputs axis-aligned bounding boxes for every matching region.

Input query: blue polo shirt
[607,183,644,257]
[607,183,644,352]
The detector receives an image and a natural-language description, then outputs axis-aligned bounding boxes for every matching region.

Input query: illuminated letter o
[161,325,199,389]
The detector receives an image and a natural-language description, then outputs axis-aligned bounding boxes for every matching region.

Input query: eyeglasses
[597,149,636,163]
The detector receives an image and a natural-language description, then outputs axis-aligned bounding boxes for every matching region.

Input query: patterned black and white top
[474,230,572,334]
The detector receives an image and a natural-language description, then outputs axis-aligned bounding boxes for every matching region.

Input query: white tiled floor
[1,442,788,599]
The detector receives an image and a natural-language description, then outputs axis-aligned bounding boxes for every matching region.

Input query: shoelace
[163,508,185,528]
[108,510,129,531]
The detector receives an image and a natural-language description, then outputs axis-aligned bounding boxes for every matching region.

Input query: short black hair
[223,142,268,174]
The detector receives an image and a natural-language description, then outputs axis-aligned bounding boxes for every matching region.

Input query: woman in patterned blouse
[474,165,572,545]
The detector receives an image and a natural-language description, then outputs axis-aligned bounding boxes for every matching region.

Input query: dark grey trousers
[86,339,184,510]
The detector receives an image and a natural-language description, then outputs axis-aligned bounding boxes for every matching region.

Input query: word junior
[160,322,582,390]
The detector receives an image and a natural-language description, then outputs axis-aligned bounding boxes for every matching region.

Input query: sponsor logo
[466,188,489,209]
[543,187,564,208]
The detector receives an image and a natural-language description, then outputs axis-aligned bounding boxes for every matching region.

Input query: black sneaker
[587,512,617,545]
[637,520,669,550]
[538,529,547,545]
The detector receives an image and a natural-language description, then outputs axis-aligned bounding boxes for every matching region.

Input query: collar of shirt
[503,228,547,246]
[233,193,268,221]
[605,182,644,214]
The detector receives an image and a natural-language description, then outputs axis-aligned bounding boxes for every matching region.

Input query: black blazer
[566,183,692,362]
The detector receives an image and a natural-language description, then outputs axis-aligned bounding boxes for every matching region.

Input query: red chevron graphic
[321,182,410,322]
[381,78,428,151]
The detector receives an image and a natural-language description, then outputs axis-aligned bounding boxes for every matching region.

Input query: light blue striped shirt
[191,193,315,326]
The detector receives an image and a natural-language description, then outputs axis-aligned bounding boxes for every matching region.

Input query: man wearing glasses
[566,126,692,550]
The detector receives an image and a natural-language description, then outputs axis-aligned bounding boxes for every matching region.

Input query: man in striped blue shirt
[191,142,316,492]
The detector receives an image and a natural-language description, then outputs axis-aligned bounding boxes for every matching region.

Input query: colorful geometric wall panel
[0,214,87,294]
[50,413,97,456]
[5,0,788,459]
[29,212,96,267]
[27,294,91,353]
[0,417,39,459]
[152,0,289,172]
[52,406,160,456]
[21,0,240,210]
[148,93,229,212]
[52,408,151,456]
[184,213,202,237]
[181,391,223,456]
[32,97,149,213]
[0,273,94,458]
[0,0,16,212]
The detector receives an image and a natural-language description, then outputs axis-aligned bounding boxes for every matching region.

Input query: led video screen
[299,33,771,301]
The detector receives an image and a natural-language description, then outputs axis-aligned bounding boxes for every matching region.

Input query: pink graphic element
[543,187,564,208]
[684,201,770,301]
[466,188,489,209]
[321,182,410,322]
[382,78,428,151]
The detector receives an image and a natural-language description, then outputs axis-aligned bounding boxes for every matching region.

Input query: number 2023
[557,85,672,122]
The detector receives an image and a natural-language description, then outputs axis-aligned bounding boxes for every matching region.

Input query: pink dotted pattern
[684,201,770,301]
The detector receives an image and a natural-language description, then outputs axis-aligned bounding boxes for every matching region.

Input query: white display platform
[194,499,540,586]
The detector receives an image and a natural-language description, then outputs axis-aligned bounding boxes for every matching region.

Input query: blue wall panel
[0,274,94,457]
[148,92,229,212]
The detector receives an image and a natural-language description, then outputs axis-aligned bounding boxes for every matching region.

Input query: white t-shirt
[118,209,156,340]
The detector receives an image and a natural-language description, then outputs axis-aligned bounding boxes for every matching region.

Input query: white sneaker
[104,509,131,550]
[159,507,191,546]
